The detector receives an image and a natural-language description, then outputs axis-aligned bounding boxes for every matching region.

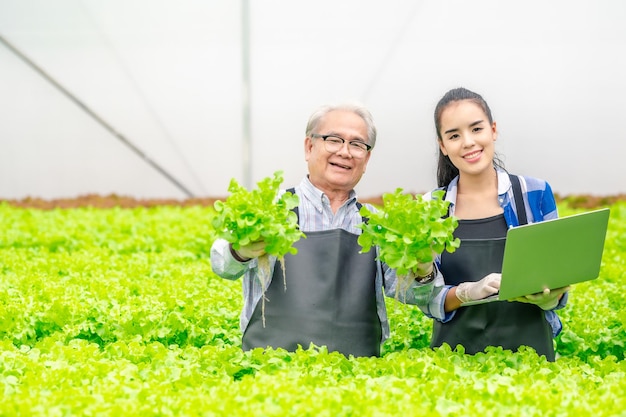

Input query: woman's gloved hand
[455,273,501,303]
[511,286,570,310]
[230,241,267,262]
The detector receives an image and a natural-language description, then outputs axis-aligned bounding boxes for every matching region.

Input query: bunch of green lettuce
[211,171,305,323]
[212,171,304,258]
[358,189,460,293]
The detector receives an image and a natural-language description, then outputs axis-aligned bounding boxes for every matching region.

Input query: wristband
[229,244,251,262]
[416,264,436,284]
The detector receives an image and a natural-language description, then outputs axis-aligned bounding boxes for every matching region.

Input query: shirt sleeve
[382,259,457,323]
[210,238,250,280]
[541,291,568,338]
[380,257,428,304]
[415,269,457,323]
[554,291,569,310]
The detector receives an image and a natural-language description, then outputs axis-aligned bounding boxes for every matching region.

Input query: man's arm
[380,257,456,321]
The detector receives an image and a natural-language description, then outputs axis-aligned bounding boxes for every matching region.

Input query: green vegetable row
[0,201,625,416]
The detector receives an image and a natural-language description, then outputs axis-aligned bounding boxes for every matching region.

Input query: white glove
[230,241,267,261]
[455,273,501,303]
[512,286,570,310]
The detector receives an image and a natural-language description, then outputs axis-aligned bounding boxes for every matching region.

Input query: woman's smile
[463,150,483,162]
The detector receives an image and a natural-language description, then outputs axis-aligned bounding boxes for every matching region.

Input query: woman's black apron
[242,203,382,357]
[431,175,555,361]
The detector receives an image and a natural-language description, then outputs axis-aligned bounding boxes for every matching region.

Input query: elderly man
[210,103,437,357]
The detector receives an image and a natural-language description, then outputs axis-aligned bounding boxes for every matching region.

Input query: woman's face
[438,100,497,178]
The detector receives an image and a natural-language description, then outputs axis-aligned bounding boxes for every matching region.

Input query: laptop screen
[498,208,610,300]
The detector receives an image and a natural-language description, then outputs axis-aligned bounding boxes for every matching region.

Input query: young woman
[418,87,569,361]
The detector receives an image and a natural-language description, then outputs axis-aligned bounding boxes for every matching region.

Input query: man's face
[305,110,372,195]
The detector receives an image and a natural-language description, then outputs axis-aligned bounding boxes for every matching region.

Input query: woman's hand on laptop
[455,273,501,303]
[512,286,570,310]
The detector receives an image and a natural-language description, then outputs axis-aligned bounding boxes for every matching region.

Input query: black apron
[431,213,555,361]
[242,228,382,357]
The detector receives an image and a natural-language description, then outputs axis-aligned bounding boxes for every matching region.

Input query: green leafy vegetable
[212,171,304,258]
[211,171,305,324]
[1,200,625,416]
[357,189,460,296]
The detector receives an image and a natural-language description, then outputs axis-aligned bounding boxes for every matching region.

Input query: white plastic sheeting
[1,0,625,199]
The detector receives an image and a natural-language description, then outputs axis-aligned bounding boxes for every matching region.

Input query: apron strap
[286,188,301,221]
[508,174,528,225]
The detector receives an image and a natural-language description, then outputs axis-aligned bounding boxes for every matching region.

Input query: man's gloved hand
[455,273,501,303]
[511,286,570,310]
[230,241,267,262]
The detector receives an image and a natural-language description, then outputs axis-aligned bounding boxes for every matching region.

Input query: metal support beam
[241,0,252,189]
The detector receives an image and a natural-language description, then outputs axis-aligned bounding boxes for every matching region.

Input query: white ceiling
[1,0,625,199]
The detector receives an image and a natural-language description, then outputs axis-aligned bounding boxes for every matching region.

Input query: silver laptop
[461,208,610,306]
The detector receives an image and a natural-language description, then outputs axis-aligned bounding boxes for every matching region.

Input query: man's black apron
[431,174,555,361]
[242,204,382,357]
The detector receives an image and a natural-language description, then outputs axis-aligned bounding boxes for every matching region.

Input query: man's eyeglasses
[311,134,372,158]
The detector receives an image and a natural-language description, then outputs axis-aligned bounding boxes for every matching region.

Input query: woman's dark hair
[434,87,505,187]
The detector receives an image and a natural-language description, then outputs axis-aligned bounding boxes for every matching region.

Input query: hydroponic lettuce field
[1,195,626,416]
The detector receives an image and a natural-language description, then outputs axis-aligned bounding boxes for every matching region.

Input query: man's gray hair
[305,103,377,149]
